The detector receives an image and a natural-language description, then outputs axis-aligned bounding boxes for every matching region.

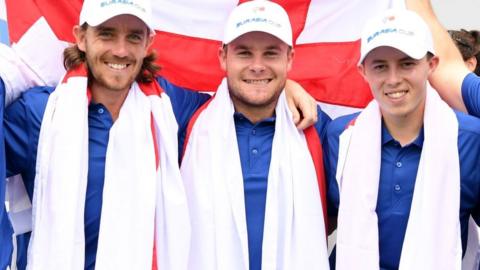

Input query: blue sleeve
[5,96,31,178]
[455,112,480,227]
[4,87,52,199]
[314,105,332,144]
[324,113,359,217]
[461,73,480,117]
[0,78,12,270]
[0,78,5,199]
[156,77,211,155]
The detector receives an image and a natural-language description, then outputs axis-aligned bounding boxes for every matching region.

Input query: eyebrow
[232,44,251,51]
[398,56,417,62]
[129,29,147,36]
[264,45,282,51]
[94,26,146,36]
[369,56,417,64]
[95,26,115,33]
[232,44,282,51]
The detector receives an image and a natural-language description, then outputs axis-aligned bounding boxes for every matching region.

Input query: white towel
[27,65,190,270]
[181,78,329,270]
[335,85,461,270]
[462,218,480,270]
[6,175,32,234]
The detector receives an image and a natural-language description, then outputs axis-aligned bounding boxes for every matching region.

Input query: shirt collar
[381,121,424,148]
[233,112,276,126]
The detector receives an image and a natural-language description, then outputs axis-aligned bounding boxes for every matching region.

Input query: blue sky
[0,19,9,45]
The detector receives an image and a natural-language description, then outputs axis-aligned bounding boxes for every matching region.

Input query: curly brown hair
[448,29,480,75]
[63,24,160,83]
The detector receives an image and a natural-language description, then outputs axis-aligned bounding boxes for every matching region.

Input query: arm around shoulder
[285,79,318,129]
[406,0,470,112]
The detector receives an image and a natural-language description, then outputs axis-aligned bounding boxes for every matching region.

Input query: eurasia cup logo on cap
[223,0,293,46]
[359,8,435,65]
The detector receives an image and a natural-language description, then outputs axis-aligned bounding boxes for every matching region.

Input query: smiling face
[219,31,294,120]
[74,14,153,94]
[359,46,438,124]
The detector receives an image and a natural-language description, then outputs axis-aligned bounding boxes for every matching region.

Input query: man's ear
[218,45,227,72]
[286,48,295,72]
[146,34,154,50]
[428,55,440,75]
[73,25,87,52]
[358,64,367,80]
[465,56,477,72]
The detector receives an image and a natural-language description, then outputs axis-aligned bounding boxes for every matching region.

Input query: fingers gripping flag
[4,0,404,117]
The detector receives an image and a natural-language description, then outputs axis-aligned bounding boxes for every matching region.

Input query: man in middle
[180,1,331,270]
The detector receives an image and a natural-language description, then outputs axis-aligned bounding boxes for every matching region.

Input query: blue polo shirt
[326,111,480,269]
[234,107,331,270]
[462,72,480,117]
[460,72,480,270]
[0,78,13,270]
[4,77,210,270]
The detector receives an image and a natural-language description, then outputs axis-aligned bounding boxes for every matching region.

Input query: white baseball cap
[79,0,155,34]
[359,8,435,64]
[223,0,293,46]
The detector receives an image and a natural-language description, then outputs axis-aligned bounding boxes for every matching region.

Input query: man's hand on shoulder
[285,79,318,130]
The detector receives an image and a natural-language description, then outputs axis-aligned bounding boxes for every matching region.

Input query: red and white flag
[2,0,404,117]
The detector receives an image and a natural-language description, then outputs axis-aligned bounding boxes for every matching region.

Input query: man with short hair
[181,1,331,269]
[326,8,480,269]
[406,2,480,269]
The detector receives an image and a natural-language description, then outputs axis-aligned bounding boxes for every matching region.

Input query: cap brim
[83,8,155,35]
[359,36,429,65]
[223,26,292,46]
